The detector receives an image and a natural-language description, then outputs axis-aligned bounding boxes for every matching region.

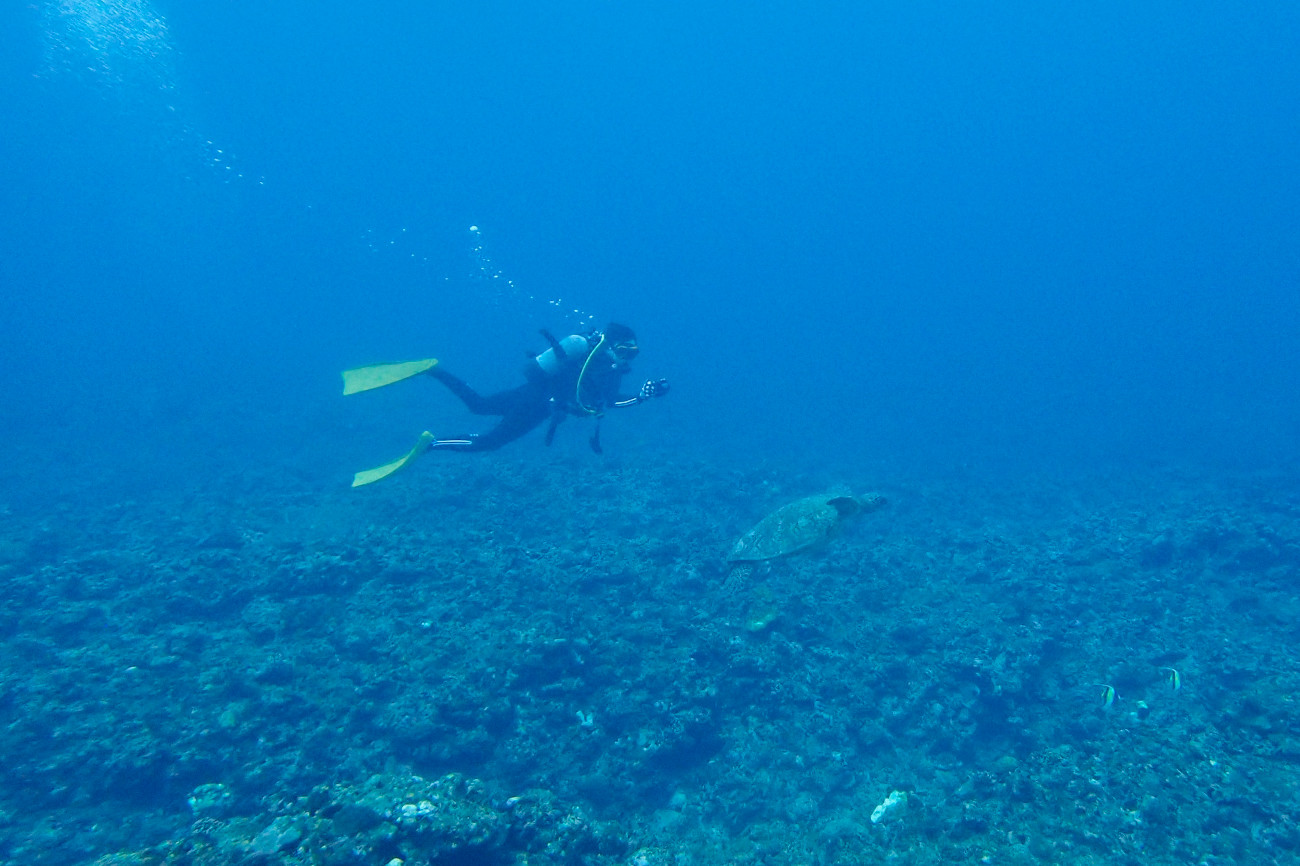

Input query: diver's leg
[429,410,550,452]
[428,387,552,452]
[429,368,520,415]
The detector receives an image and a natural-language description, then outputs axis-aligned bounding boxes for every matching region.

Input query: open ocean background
[2,3,1299,864]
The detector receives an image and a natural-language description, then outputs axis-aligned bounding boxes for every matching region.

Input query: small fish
[1094,683,1118,709]
[1161,667,1182,693]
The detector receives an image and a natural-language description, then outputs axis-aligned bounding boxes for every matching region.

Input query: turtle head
[855,492,888,513]
[830,493,886,517]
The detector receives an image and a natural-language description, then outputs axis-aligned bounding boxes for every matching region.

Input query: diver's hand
[640,378,670,399]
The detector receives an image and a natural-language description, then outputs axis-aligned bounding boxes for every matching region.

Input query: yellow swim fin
[352,431,435,488]
[342,358,438,395]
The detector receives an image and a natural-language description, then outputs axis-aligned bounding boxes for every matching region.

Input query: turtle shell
[728,493,877,563]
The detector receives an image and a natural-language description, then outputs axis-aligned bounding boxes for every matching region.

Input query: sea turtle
[725,492,887,594]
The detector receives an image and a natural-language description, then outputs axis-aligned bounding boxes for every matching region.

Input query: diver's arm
[611,378,670,408]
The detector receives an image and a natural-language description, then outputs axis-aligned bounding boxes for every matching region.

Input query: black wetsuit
[427,344,639,452]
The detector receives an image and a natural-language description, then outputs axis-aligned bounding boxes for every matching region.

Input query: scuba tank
[533,334,590,376]
[525,331,592,384]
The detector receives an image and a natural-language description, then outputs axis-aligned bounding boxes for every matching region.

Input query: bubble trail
[468,225,596,330]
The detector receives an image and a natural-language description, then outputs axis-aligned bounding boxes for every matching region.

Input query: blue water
[6,1,1297,484]
[3,3,1300,863]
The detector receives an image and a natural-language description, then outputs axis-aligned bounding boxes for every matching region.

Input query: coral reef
[1,455,1298,864]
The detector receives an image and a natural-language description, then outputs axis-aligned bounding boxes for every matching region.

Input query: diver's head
[603,322,639,363]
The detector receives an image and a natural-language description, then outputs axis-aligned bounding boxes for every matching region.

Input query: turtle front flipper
[722,563,783,632]
[723,561,755,596]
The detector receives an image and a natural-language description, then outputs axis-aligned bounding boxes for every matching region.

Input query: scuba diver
[342,323,670,486]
